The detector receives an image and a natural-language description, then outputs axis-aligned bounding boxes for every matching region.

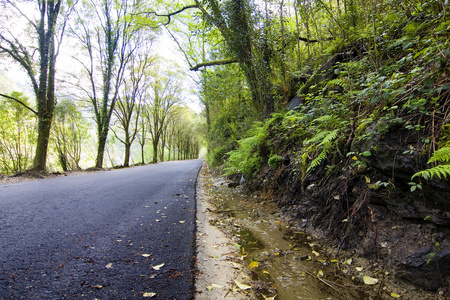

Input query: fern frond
[304,130,330,146]
[307,148,329,172]
[318,129,339,147]
[327,78,350,90]
[427,147,450,164]
[412,165,450,180]
[311,115,334,126]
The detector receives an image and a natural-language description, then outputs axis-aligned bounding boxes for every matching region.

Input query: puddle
[209,183,369,300]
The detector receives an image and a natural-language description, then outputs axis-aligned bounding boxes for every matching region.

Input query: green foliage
[268,155,283,169]
[412,147,450,181]
[0,92,36,174]
[224,121,268,177]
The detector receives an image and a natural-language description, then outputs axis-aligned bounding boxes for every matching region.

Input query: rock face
[250,124,450,292]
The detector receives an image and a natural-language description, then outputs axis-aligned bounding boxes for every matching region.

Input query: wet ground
[197,164,444,300]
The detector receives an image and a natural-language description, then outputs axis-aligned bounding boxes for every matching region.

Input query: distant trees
[145,71,181,163]
[113,51,154,167]
[52,99,88,171]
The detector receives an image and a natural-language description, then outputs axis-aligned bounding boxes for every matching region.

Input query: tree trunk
[152,139,158,163]
[33,114,53,170]
[140,143,145,164]
[124,143,131,167]
[96,130,108,168]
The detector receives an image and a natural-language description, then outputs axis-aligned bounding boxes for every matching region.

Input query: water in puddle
[211,184,369,300]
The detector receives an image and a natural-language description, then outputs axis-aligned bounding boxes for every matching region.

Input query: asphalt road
[0,159,203,299]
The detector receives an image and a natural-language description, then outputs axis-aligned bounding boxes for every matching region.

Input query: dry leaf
[363,275,379,285]
[312,250,320,256]
[317,269,324,277]
[142,254,151,258]
[179,220,186,224]
[390,292,401,298]
[152,263,165,270]
[263,270,270,274]
[93,285,102,289]
[234,279,251,290]
[211,283,223,288]
[105,263,113,269]
[249,261,259,268]
[355,266,363,271]
[143,292,156,297]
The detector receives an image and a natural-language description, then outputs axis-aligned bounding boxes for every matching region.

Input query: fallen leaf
[263,270,270,274]
[249,261,259,268]
[390,292,401,298]
[345,258,352,265]
[234,279,251,290]
[105,263,113,269]
[116,239,122,242]
[143,292,156,297]
[363,275,379,285]
[179,220,186,224]
[317,269,324,277]
[155,219,160,222]
[273,252,280,256]
[142,254,151,258]
[312,250,320,257]
[206,286,213,291]
[211,283,223,288]
[356,266,363,272]
[152,263,165,270]
[93,285,102,289]
[262,295,277,300]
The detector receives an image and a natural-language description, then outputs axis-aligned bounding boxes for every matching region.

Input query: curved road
[0,159,203,299]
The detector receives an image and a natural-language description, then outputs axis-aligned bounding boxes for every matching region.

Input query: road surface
[0,160,203,299]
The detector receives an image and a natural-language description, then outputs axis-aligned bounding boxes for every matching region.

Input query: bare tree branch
[0,93,38,115]
[190,58,239,71]
[135,4,199,26]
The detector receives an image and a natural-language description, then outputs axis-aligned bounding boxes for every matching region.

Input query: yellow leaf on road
[142,254,151,258]
[105,263,113,269]
[234,279,251,290]
[249,261,259,268]
[152,263,165,270]
[363,275,379,285]
[143,292,156,297]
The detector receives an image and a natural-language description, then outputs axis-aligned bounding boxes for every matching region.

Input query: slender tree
[112,51,154,167]
[71,0,146,168]
[0,0,77,170]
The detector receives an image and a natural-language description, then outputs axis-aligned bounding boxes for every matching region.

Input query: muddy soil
[196,163,446,300]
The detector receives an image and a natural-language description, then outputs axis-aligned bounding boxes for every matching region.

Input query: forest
[1,0,450,296]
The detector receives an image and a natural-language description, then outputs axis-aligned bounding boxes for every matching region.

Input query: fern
[412,147,450,180]
[307,148,329,172]
[327,78,350,91]
[318,129,339,147]
[412,165,450,180]
[427,147,450,164]
[306,129,340,172]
